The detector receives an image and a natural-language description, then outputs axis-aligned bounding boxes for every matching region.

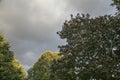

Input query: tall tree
[51,14,120,80]
[27,51,61,80]
[0,33,26,80]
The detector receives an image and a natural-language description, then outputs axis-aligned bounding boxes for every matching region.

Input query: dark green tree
[51,14,120,80]
[111,0,120,13]
[27,50,61,80]
[0,33,26,80]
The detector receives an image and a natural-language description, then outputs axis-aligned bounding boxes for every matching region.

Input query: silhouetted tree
[111,0,120,14]
[51,14,120,80]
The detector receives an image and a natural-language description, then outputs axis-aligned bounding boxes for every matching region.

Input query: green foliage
[0,33,26,80]
[111,0,120,13]
[0,34,13,62]
[27,50,61,80]
[12,58,26,80]
[51,14,120,80]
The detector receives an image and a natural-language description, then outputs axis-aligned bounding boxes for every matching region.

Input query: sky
[0,0,116,70]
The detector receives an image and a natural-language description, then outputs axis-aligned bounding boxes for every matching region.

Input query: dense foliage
[27,51,61,80]
[51,13,120,80]
[0,34,26,80]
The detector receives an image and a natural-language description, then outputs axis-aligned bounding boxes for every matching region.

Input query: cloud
[0,0,116,71]
[65,0,116,16]
[0,0,66,40]
[0,0,66,70]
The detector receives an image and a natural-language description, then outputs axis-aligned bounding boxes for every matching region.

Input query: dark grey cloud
[0,0,116,70]
[0,0,66,70]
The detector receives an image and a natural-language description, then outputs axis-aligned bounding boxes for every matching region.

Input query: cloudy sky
[0,0,116,70]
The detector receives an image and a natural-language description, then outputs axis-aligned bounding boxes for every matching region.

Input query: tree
[27,50,61,80]
[51,14,120,80]
[0,33,26,80]
[111,0,120,13]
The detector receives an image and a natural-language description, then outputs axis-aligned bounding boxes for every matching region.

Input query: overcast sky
[0,0,116,70]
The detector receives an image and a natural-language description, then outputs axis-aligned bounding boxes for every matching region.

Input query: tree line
[0,0,120,80]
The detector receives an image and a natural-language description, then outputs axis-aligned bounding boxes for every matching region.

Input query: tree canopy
[27,51,61,80]
[112,0,120,13]
[0,33,26,80]
[51,13,120,80]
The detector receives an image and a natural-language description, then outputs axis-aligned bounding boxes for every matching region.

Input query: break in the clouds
[0,0,116,70]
